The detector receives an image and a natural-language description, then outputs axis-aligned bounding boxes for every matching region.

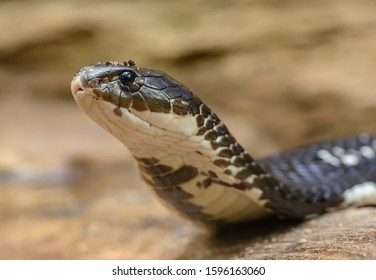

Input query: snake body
[71,60,376,226]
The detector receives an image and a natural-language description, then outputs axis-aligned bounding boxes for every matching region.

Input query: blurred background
[0,0,375,259]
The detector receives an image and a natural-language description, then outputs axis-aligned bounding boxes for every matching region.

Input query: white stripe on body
[342,181,376,206]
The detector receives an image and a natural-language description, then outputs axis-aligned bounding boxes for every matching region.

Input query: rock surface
[0,0,375,259]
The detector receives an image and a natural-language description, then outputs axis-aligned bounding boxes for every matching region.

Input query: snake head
[71,61,208,156]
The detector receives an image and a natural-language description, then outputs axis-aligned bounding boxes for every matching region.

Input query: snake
[71,60,376,226]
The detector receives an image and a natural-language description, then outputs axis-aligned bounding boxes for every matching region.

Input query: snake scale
[71,60,376,226]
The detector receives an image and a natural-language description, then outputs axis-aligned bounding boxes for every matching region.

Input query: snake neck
[126,106,274,224]
[128,106,271,188]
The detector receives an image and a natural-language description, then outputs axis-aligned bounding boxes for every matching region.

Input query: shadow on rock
[179,217,302,259]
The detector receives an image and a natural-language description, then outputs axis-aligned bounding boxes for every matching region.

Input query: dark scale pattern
[154,187,193,200]
[196,177,212,189]
[189,82,376,218]
[135,157,214,222]
[193,107,272,192]
[257,135,376,218]
[136,161,199,188]
[138,164,173,176]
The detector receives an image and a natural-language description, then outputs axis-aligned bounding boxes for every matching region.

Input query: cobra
[71,60,376,226]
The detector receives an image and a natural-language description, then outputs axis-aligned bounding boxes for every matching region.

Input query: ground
[0,0,375,259]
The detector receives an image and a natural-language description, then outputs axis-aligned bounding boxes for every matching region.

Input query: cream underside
[75,93,270,222]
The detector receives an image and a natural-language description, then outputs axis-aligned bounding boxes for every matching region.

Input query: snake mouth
[71,75,85,96]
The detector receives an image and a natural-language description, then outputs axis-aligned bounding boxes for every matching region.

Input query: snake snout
[71,74,85,96]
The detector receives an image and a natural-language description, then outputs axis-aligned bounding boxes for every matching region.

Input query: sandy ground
[0,0,375,259]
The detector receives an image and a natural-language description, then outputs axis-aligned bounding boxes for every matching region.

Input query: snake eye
[118,71,135,86]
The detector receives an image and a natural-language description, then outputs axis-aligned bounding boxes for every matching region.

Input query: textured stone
[0,0,375,260]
